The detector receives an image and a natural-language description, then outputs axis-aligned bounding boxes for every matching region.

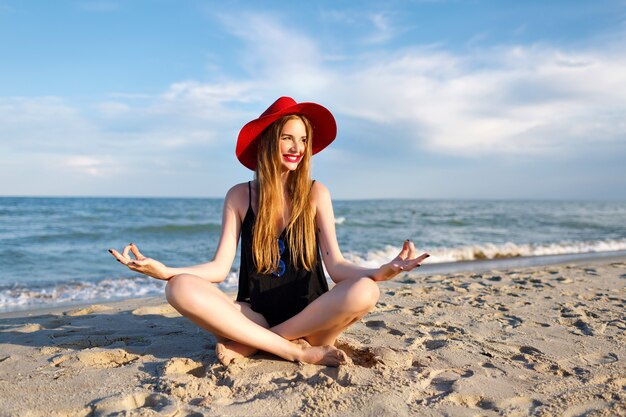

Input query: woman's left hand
[372,240,429,282]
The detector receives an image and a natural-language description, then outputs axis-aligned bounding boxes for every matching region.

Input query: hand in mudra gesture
[109,243,170,280]
[373,240,430,282]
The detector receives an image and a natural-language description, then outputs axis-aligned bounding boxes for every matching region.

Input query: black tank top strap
[248,181,252,209]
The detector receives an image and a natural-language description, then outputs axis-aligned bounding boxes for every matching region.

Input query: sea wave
[0,277,165,312]
[3,238,625,312]
[0,271,241,313]
[343,238,626,267]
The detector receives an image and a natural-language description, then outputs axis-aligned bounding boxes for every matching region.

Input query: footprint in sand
[51,334,152,349]
[448,394,496,411]
[496,314,523,328]
[572,319,595,336]
[510,346,573,377]
[418,368,477,405]
[91,392,178,417]
[519,345,543,356]
[161,357,206,377]
[497,397,544,414]
[561,400,614,417]
[580,352,618,366]
[51,348,139,369]
[423,339,448,350]
[364,320,406,337]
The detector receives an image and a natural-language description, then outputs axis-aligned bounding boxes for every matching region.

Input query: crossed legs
[164,274,380,366]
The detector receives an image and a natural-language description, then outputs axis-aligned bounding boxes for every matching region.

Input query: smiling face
[279,117,308,172]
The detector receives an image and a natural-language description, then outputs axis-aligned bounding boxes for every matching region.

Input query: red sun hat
[236,96,337,171]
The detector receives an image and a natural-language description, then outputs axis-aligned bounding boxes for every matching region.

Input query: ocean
[1,197,625,312]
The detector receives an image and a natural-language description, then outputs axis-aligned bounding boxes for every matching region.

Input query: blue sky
[1,0,625,199]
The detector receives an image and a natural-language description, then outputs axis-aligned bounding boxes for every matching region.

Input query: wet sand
[0,258,625,416]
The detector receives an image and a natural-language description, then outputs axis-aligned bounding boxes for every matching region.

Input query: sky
[1,0,625,200]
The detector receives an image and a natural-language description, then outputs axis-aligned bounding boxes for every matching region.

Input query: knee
[343,277,380,314]
[165,274,198,309]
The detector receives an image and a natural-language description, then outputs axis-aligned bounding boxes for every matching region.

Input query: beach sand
[0,258,624,417]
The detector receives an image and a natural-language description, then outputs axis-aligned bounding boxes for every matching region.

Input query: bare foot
[215,340,258,366]
[300,344,350,367]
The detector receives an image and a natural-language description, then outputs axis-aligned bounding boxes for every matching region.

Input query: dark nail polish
[108,249,112,253]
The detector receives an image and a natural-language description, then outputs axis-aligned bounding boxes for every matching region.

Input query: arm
[110,184,245,283]
[164,184,244,282]
[313,182,429,283]
[314,182,377,283]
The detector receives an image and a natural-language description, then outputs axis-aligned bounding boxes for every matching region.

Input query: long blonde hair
[253,115,317,274]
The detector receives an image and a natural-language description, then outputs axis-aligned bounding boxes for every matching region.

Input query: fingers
[108,248,129,265]
[129,243,145,260]
[398,240,410,260]
[408,240,417,259]
[122,244,132,260]
[416,252,430,263]
[108,243,146,267]
[405,253,430,270]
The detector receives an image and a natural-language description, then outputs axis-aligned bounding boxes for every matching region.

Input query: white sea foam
[0,271,245,312]
[0,277,167,312]
[335,216,346,225]
[343,238,626,267]
[2,238,625,312]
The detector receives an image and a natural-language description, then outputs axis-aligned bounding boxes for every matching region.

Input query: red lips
[283,154,302,163]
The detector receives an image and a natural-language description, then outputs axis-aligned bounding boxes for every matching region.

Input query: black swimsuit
[235,181,329,327]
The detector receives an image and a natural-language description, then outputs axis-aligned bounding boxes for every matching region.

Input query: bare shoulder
[224,182,251,216]
[311,180,330,200]
[310,180,332,212]
[226,182,249,197]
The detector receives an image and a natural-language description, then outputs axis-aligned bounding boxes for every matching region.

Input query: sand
[0,258,624,417]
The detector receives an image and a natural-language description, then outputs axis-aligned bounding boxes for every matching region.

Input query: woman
[109,97,429,367]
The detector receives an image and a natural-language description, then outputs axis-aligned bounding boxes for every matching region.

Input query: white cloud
[212,13,626,160]
[216,12,333,96]
[0,97,96,153]
[64,155,120,177]
[2,11,625,197]
[3,31,625,164]
[313,44,626,157]
[366,12,397,44]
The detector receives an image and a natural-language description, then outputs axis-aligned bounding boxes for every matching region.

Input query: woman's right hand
[109,243,171,280]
